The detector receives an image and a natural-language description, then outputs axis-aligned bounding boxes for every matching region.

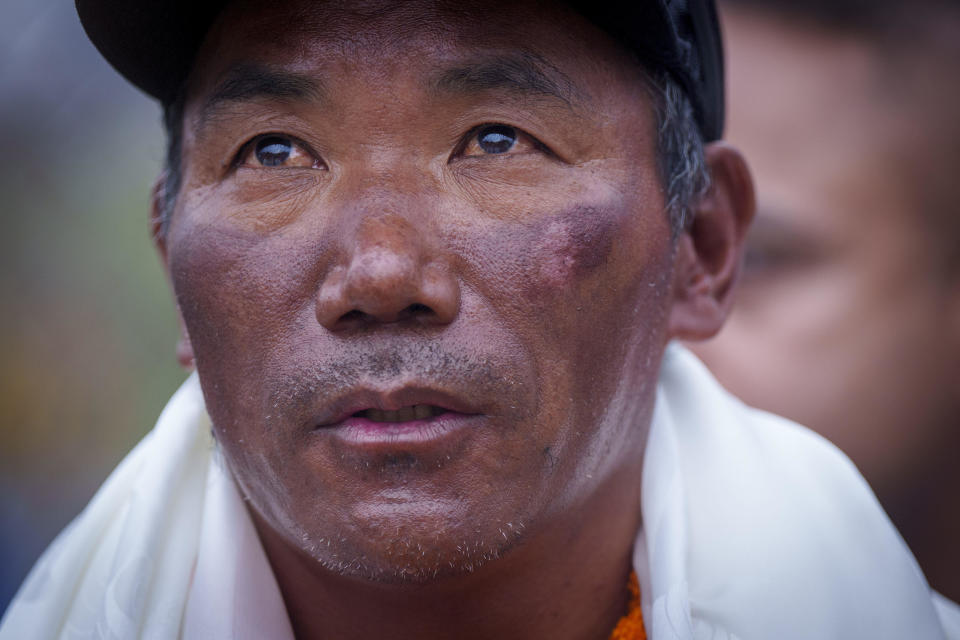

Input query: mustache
[266,341,533,421]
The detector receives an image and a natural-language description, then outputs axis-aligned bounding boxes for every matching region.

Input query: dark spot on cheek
[532,205,619,287]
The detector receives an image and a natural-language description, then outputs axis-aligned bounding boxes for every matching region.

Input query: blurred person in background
[692,0,960,602]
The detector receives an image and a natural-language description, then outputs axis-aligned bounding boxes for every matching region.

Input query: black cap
[75,0,724,141]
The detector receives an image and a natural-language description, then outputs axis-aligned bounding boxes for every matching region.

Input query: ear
[667,142,755,341]
[151,173,195,371]
[150,173,170,268]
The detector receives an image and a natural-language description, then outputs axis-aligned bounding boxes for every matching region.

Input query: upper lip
[312,384,483,428]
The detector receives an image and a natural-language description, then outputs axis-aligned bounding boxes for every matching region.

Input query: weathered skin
[154,1,753,638]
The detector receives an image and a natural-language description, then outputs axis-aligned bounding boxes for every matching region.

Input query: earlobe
[667,142,755,341]
[175,307,196,371]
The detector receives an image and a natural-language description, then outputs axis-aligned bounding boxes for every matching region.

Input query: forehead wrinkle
[197,62,327,130]
[429,51,585,112]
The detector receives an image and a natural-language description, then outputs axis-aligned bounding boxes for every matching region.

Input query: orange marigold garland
[608,571,647,640]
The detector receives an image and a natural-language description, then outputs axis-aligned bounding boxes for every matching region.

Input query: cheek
[457,194,674,475]
[513,196,673,338]
[166,202,333,396]
[532,207,618,289]
[167,216,327,517]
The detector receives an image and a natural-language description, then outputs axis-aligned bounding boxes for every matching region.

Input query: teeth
[414,404,433,420]
[362,405,442,423]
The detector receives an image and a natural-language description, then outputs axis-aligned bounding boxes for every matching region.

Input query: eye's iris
[477,125,517,154]
[255,136,293,166]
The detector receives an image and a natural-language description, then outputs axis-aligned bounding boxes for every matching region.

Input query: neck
[253,464,644,640]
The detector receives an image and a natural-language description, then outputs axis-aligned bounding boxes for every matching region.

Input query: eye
[476,124,517,154]
[455,123,547,159]
[741,231,822,282]
[237,134,320,169]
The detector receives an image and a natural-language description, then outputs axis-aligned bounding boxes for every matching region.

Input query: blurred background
[0,0,183,612]
[1,0,958,617]
[691,0,960,602]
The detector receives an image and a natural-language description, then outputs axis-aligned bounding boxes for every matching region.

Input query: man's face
[164,0,676,581]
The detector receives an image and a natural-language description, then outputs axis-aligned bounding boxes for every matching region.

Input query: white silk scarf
[2,345,957,639]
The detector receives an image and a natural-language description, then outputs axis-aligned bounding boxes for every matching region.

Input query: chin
[282,502,530,585]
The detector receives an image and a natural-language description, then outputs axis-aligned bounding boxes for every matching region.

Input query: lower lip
[318,412,481,447]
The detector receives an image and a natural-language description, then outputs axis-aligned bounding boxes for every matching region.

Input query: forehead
[185,0,647,110]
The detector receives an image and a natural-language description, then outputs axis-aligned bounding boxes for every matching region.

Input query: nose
[316,213,460,330]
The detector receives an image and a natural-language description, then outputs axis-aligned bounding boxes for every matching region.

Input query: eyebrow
[430,52,581,109]
[195,53,581,132]
[198,63,325,127]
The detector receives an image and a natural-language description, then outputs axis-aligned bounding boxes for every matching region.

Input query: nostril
[397,303,436,321]
[405,303,432,316]
[338,309,367,325]
[333,304,434,328]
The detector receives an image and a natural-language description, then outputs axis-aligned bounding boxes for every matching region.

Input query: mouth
[312,387,485,448]
[351,405,447,423]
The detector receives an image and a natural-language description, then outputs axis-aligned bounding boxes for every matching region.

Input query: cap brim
[75,0,723,140]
